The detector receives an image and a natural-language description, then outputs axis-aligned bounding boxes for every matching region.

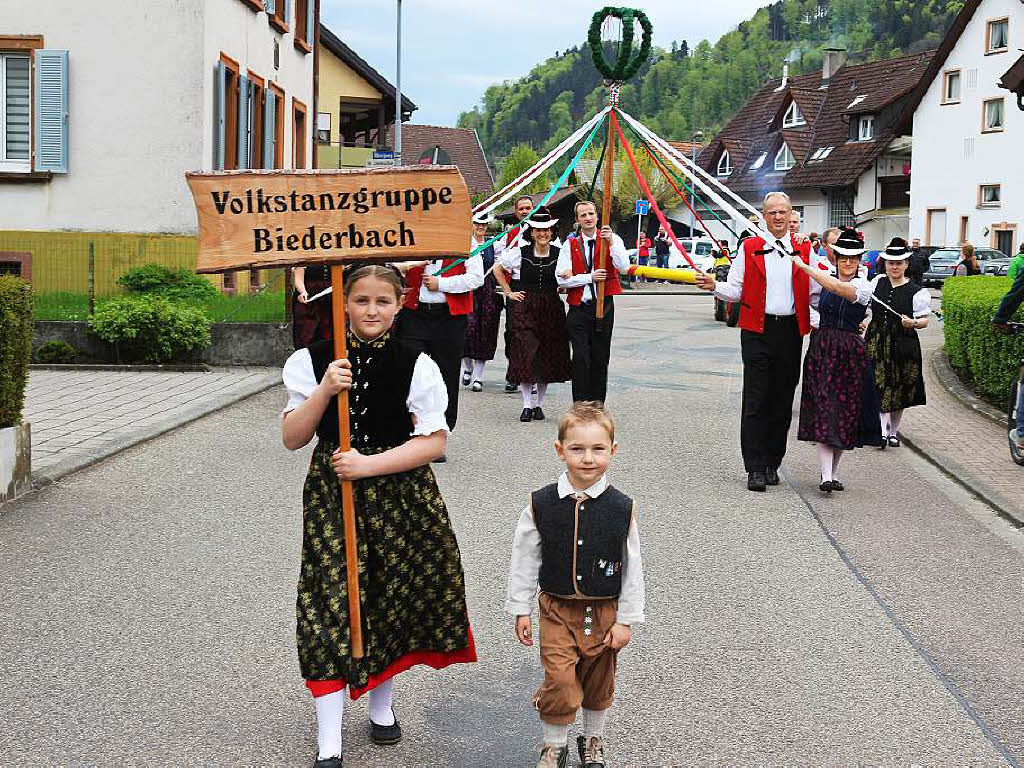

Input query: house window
[249,268,263,292]
[223,270,236,294]
[774,142,795,171]
[268,83,285,168]
[266,0,288,33]
[829,189,856,228]
[216,54,241,170]
[0,38,67,175]
[749,152,767,170]
[783,101,805,128]
[979,184,1001,207]
[983,98,1004,132]
[294,0,313,53]
[316,111,331,143]
[0,52,30,172]
[857,115,875,141]
[986,18,1009,54]
[293,98,307,169]
[942,70,961,103]
[716,150,731,176]
[247,72,266,169]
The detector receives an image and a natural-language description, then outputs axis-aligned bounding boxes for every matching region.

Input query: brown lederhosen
[534,592,618,724]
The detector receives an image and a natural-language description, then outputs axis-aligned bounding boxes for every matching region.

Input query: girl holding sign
[281,264,477,766]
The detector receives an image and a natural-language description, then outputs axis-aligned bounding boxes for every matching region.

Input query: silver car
[922,247,1006,286]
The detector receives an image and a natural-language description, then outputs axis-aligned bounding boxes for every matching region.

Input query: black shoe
[471,380,482,392]
[747,471,767,492]
[831,480,845,491]
[432,454,447,463]
[314,756,342,767]
[369,711,402,745]
[765,468,780,486]
[532,407,545,421]
[819,480,833,495]
[888,434,901,448]
[520,408,534,422]
[505,381,517,393]
[461,371,471,386]
[878,438,888,451]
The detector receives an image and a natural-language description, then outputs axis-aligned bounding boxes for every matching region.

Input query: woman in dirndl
[292,264,334,349]
[281,264,476,766]
[461,212,504,392]
[792,228,883,494]
[865,237,931,448]
[492,206,571,422]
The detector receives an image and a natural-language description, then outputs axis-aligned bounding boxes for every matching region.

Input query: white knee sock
[817,444,835,482]
[472,359,486,382]
[521,384,534,409]
[889,409,904,435]
[542,721,569,748]
[880,412,891,437]
[582,708,608,738]
[535,383,548,407]
[462,357,472,374]
[315,690,345,760]
[832,449,843,480]
[367,678,395,726]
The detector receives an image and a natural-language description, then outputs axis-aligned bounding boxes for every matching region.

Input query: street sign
[365,157,398,168]
[636,200,649,216]
[373,149,396,160]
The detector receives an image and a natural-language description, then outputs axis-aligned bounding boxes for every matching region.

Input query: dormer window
[857,115,875,141]
[717,150,732,176]
[783,101,805,127]
[774,142,795,171]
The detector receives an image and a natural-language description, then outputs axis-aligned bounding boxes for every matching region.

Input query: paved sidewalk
[22,367,281,484]
[899,299,1022,521]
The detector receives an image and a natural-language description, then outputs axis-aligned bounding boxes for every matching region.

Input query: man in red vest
[557,200,630,404]
[397,231,485,435]
[695,192,812,492]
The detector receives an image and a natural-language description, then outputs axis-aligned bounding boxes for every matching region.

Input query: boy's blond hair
[557,401,615,442]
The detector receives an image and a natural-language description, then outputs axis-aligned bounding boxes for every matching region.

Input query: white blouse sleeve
[407,353,450,436]
[809,278,822,310]
[282,347,317,415]
[498,247,522,275]
[852,276,874,306]
[912,287,932,318]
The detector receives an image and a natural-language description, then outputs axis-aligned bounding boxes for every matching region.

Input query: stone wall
[0,423,32,506]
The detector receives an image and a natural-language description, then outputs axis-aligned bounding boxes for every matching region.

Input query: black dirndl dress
[865,277,927,412]
[292,265,334,349]
[798,287,883,450]
[296,333,476,698]
[505,245,571,385]
[464,243,504,361]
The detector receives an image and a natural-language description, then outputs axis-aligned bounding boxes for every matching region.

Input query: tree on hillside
[497,144,554,196]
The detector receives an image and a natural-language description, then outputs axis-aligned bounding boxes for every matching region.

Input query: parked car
[922,247,1005,286]
[985,257,1013,276]
[668,237,718,272]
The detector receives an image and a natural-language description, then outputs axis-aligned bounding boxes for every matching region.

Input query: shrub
[88,295,211,363]
[35,340,79,364]
[0,276,33,428]
[118,263,219,301]
[941,276,1024,402]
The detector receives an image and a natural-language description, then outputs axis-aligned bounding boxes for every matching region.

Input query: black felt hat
[881,237,910,260]
[831,227,865,257]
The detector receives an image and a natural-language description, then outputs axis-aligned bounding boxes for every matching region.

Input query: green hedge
[0,276,33,428]
[942,276,1024,401]
[88,295,211,363]
[118,263,219,301]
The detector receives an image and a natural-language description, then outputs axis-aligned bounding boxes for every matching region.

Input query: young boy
[506,402,645,768]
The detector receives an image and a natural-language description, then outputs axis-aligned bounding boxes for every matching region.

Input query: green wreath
[588,7,653,82]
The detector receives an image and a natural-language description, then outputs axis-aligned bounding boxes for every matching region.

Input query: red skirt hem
[305,625,478,700]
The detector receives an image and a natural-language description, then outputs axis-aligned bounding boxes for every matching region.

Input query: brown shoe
[577,735,606,767]
[537,745,568,768]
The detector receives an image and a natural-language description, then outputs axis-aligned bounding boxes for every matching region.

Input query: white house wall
[910,0,1023,249]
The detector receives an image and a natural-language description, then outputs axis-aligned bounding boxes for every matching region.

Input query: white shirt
[281,346,450,437]
[498,244,560,280]
[555,232,630,302]
[714,235,799,316]
[809,274,875,310]
[505,472,646,626]
[494,225,528,255]
[418,253,485,304]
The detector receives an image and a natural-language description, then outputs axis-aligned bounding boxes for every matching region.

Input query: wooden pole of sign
[330,264,365,659]
[596,109,617,319]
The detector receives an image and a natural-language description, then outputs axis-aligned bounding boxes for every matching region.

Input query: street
[2,293,1022,767]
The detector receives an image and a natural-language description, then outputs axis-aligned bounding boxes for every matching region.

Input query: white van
[668,237,718,272]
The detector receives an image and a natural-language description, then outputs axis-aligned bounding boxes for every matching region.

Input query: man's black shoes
[765,468,780,486]
[747,471,768,492]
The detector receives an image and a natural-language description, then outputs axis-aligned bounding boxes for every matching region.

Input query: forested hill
[457,0,964,161]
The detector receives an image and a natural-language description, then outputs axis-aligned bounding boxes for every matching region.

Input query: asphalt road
[1,293,1022,767]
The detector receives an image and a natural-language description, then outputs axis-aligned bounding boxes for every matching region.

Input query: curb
[929,350,1006,427]
[30,363,211,372]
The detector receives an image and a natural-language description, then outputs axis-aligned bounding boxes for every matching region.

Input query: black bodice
[867,277,922,340]
[512,245,560,293]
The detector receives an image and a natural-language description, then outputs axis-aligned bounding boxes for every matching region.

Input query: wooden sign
[186,166,471,273]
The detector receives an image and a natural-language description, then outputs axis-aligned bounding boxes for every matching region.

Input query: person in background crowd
[820,227,841,273]
[462,213,504,392]
[654,228,670,271]
[992,243,1024,331]
[636,233,652,283]
[907,237,930,285]
[788,210,807,245]
[498,195,538,393]
[864,249,882,280]
[809,232,820,255]
[291,265,334,349]
[954,243,981,276]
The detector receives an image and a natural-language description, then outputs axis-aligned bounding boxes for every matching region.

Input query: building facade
[908,0,1022,254]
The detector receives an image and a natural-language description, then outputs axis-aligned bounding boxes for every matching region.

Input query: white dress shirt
[281,346,450,436]
[505,472,645,626]
[418,253,485,304]
[555,231,630,302]
[714,235,799,316]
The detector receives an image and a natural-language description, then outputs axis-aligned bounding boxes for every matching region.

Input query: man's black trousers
[739,315,802,473]
[568,298,614,404]
[396,304,466,431]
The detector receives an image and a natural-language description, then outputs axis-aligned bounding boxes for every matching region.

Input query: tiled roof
[383,124,495,194]
[697,51,935,193]
[667,141,706,157]
[999,53,1024,100]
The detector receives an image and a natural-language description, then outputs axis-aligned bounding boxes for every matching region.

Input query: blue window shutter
[237,74,249,169]
[34,49,69,173]
[306,0,315,46]
[282,0,290,28]
[266,0,276,16]
[213,62,226,170]
[263,91,276,169]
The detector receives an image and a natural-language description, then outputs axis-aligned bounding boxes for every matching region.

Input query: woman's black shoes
[520,408,534,422]
[819,481,833,495]
[888,434,901,448]
[831,480,845,491]
[370,713,402,745]
[532,407,545,421]
[461,371,471,386]
[314,757,342,767]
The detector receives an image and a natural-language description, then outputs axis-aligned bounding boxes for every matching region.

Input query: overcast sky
[321,0,772,126]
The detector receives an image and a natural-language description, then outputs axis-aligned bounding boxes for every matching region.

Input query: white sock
[542,721,569,748]
[582,708,608,738]
[472,359,486,382]
[315,690,345,760]
[889,409,904,435]
[367,678,395,726]
[832,449,843,480]
[462,357,472,374]
[880,412,891,437]
[521,384,534,409]
[535,383,548,407]
[817,444,834,482]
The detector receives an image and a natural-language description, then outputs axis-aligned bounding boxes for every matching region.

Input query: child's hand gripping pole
[330,264,365,659]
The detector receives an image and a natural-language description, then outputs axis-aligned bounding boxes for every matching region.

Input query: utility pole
[395,0,402,155]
